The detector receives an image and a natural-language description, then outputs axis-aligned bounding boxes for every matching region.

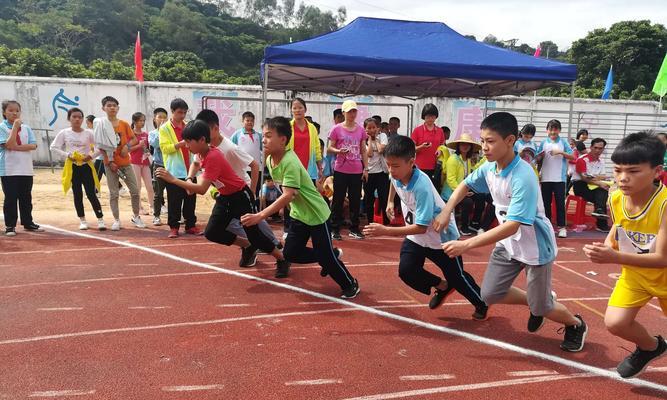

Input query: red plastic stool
[565,194,596,227]
[373,199,384,224]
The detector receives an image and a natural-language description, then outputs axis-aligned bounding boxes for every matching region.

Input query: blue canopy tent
[260,17,578,133]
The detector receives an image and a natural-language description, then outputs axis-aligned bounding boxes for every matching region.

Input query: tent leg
[483,98,488,118]
[259,66,269,210]
[567,83,575,140]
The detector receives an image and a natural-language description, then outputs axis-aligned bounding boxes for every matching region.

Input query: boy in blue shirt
[363,135,488,320]
[434,112,588,352]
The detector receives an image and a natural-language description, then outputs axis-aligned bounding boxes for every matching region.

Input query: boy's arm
[386,180,397,219]
[248,159,259,195]
[241,187,296,226]
[155,167,210,195]
[433,182,470,231]
[364,222,427,237]
[442,221,521,257]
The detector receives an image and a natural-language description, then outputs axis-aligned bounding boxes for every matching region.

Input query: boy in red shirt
[156,120,289,271]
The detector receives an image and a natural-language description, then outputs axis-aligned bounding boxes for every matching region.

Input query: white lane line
[36,225,667,394]
[399,374,455,381]
[299,301,335,305]
[507,370,560,377]
[377,300,418,304]
[216,304,254,308]
[285,379,342,386]
[161,384,225,392]
[128,306,171,310]
[0,241,213,256]
[28,389,95,397]
[554,262,663,312]
[343,373,594,400]
[0,271,219,289]
[37,307,83,311]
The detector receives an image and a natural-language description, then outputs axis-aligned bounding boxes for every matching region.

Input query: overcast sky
[306,0,667,50]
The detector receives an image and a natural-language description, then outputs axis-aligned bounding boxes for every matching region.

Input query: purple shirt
[328,123,366,174]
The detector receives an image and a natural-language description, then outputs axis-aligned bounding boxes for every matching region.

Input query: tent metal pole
[483,98,488,118]
[567,83,575,140]
[259,66,269,209]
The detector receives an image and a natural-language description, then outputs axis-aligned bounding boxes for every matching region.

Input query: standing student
[241,117,359,296]
[363,135,487,319]
[148,107,168,226]
[388,117,401,139]
[231,111,263,201]
[362,118,390,225]
[93,96,144,231]
[156,120,289,273]
[411,103,445,191]
[538,119,575,238]
[514,123,537,154]
[159,98,200,238]
[50,107,105,230]
[584,131,666,378]
[328,100,368,240]
[434,112,588,352]
[0,100,42,236]
[130,112,154,216]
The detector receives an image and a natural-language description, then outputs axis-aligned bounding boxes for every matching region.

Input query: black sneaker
[274,259,291,278]
[348,230,365,239]
[528,313,545,333]
[460,227,475,236]
[595,225,611,233]
[559,314,587,352]
[341,279,360,299]
[617,335,667,378]
[331,231,342,241]
[5,227,16,237]
[239,245,258,267]
[258,242,282,255]
[24,223,44,232]
[428,285,453,309]
[591,209,609,218]
[321,248,343,277]
[472,304,489,321]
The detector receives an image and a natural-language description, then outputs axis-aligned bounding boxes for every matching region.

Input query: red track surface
[0,222,665,399]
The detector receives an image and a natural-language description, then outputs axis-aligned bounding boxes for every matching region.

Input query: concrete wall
[0,76,664,165]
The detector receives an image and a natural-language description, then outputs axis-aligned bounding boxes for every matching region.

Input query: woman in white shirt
[51,107,106,230]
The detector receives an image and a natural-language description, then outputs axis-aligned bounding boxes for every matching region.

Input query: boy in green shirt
[241,117,359,298]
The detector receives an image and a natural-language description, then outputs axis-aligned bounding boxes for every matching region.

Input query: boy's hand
[442,240,469,257]
[155,167,175,183]
[583,242,618,264]
[386,202,395,220]
[240,213,263,227]
[432,212,451,233]
[363,223,388,237]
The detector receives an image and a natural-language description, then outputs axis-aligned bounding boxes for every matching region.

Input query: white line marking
[507,370,560,377]
[0,241,213,256]
[285,379,342,386]
[161,384,225,392]
[299,301,335,305]
[377,300,417,304]
[216,304,253,308]
[37,307,83,311]
[0,271,219,289]
[343,373,594,400]
[128,306,171,310]
[399,374,455,381]
[34,225,667,393]
[28,389,95,397]
[554,262,663,312]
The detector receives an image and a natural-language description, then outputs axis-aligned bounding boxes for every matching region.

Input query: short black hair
[576,128,589,140]
[170,98,188,112]
[312,121,320,133]
[421,103,438,119]
[152,107,168,128]
[480,112,518,139]
[242,111,255,120]
[67,107,84,120]
[333,109,343,118]
[546,119,561,131]
[196,109,219,126]
[441,126,451,134]
[372,115,382,124]
[86,114,95,123]
[611,131,664,167]
[101,96,118,106]
[590,137,607,147]
[182,120,210,143]
[364,117,378,128]
[268,116,292,142]
[389,116,400,124]
[520,123,536,136]
[384,135,415,161]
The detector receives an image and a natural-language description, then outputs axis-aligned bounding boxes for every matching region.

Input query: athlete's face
[613,163,662,196]
[385,155,414,183]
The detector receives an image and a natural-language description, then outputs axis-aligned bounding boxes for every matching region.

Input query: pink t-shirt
[201,147,247,196]
[130,131,149,165]
[328,123,366,174]
[411,124,445,170]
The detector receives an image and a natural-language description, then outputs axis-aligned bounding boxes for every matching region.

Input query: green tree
[144,50,205,82]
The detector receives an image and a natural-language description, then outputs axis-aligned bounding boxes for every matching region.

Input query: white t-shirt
[50,128,97,160]
[216,138,253,185]
[0,120,36,176]
[538,137,572,183]
[367,133,388,174]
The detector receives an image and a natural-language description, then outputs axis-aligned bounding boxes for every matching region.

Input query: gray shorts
[481,246,555,316]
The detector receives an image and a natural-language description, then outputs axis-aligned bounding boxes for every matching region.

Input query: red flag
[533,46,541,58]
[134,31,144,82]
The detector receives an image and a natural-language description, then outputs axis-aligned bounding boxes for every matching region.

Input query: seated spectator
[571,138,611,232]
[261,177,282,221]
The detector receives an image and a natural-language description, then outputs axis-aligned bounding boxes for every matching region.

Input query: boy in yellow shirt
[584,131,667,378]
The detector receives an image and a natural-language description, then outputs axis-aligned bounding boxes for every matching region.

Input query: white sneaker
[131,215,146,228]
[558,227,567,238]
[152,216,162,226]
[160,205,168,214]
[97,219,107,231]
[111,220,121,231]
[477,228,485,234]
[79,220,88,230]
[282,232,288,240]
